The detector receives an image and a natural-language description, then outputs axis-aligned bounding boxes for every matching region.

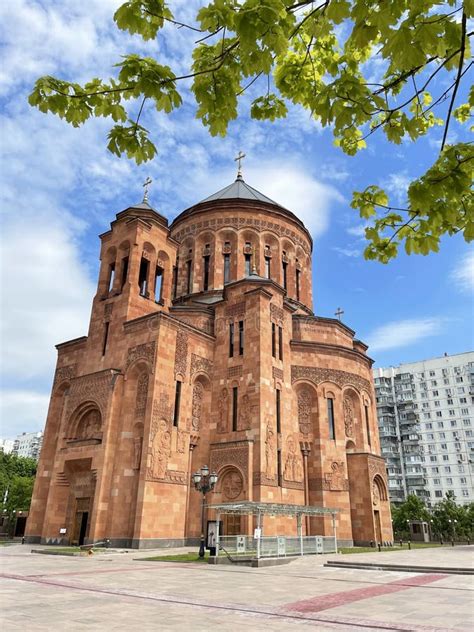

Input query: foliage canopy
[29,0,473,261]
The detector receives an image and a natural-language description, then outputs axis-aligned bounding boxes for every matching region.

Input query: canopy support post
[332,513,338,554]
[297,513,303,556]
[215,511,220,558]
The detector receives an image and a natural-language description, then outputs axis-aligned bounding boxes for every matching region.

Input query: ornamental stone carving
[343,396,354,438]
[210,441,249,482]
[221,470,244,500]
[239,393,251,430]
[135,372,149,419]
[324,461,349,491]
[147,399,171,480]
[225,302,246,317]
[76,408,102,440]
[270,304,284,323]
[65,369,119,424]
[190,353,213,382]
[177,429,187,454]
[372,481,380,506]
[126,342,156,370]
[368,458,387,480]
[174,330,188,379]
[54,364,77,386]
[291,365,371,394]
[272,367,283,381]
[298,389,312,435]
[265,422,276,480]
[217,388,228,433]
[133,437,143,470]
[284,434,304,482]
[191,381,204,431]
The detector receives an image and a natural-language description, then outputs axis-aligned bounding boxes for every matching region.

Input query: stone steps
[324,560,474,575]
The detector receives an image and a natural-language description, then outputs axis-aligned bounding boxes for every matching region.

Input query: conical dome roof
[199,175,285,208]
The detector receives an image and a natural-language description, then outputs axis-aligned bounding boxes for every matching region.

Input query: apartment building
[374,352,474,506]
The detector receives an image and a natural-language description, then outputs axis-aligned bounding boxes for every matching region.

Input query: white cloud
[249,163,344,238]
[450,251,474,293]
[0,210,95,381]
[0,390,50,438]
[332,246,361,258]
[366,318,444,353]
[384,171,411,205]
[346,225,366,237]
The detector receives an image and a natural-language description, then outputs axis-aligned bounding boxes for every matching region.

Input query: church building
[26,163,393,548]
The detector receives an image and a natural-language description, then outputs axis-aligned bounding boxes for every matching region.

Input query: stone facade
[26,178,392,548]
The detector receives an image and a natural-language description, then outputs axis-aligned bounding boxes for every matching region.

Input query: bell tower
[85,181,178,371]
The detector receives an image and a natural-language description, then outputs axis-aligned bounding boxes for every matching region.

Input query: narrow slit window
[296,267,301,302]
[232,386,238,431]
[238,320,244,355]
[229,323,234,358]
[327,397,336,440]
[108,263,115,293]
[272,323,276,357]
[277,449,282,486]
[244,243,252,276]
[365,404,371,447]
[186,259,192,294]
[265,256,271,279]
[282,257,288,290]
[278,326,283,361]
[276,389,281,434]
[224,251,231,284]
[138,257,149,297]
[203,246,210,291]
[173,381,182,427]
[154,266,163,303]
[102,322,110,356]
[172,261,178,299]
[120,257,129,289]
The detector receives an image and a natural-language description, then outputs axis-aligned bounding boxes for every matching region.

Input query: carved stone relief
[54,364,77,386]
[265,422,277,480]
[298,389,312,435]
[147,400,172,480]
[372,481,380,506]
[191,381,204,431]
[76,409,102,440]
[221,470,244,500]
[210,441,249,483]
[270,304,284,323]
[239,393,251,430]
[126,342,156,370]
[65,370,118,427]
[135,373,149,419]
[174,330,188,379]
[343,396,354,438]
[291,365,371,394]
[283,434,304,482]
[324,461,349,491]
[177,429,187,454]
[217,388,228,433]
[190,353,213,382]
[272,367,283,381]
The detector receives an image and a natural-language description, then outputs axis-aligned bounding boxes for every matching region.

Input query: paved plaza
[1,544,473,631]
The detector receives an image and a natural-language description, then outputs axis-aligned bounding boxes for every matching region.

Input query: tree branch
[441,11,467,150]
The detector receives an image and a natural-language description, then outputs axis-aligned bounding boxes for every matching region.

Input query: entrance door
[374,510,382,543]
[72,498,90,545]
[224,514,241,535]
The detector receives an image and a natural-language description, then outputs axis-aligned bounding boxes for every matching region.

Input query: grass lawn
[339,543,446,554]
[32,547,105,555]
[140,552,210,563]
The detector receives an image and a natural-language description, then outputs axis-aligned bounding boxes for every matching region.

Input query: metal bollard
[377,543,381,552]
[399,539,403,548]
[408,541,411,550]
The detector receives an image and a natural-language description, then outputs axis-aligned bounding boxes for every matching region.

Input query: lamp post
[192,465,218,558]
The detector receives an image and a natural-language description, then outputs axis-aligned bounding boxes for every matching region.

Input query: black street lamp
[192,465,218,558]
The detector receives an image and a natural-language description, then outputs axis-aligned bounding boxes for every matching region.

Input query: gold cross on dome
[142,176,152,202]
[335,307,344,321]
[234,150,246,178]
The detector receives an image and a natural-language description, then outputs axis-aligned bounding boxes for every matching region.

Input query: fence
[218,535,336,559]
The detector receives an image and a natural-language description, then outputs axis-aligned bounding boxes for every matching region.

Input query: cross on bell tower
[142,176,152,203]
[335,307,344,321]
[234,151,246,180]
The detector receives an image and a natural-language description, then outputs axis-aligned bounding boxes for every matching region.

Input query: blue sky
[1,0,473,438]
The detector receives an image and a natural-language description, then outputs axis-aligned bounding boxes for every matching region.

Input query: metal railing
[217,535,336,558]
